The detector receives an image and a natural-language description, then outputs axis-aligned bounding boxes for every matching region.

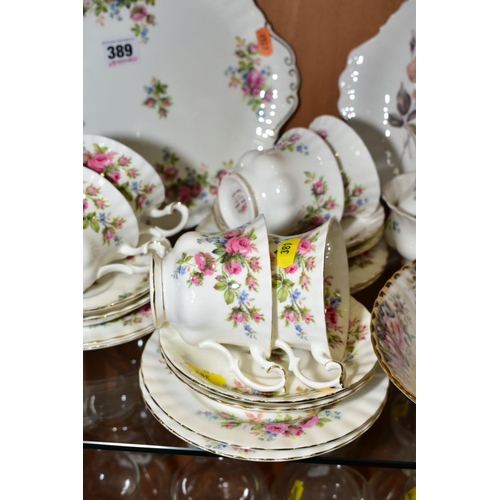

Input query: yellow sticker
[276,238,301,269]
[187,364,226,386]
[403,485,416,500]
[287,480,304,500]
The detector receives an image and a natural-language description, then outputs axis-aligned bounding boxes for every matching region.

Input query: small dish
[370,259,416,402]
[157,295,378,405]
[309,114,380,218]
[348,238,389,293]
[83,303,154,350]
[341,203,385,249]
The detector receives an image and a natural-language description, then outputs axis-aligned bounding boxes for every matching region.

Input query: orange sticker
[256,27,273,56]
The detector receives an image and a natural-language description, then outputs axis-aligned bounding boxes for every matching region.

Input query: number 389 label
[102,37,139,68]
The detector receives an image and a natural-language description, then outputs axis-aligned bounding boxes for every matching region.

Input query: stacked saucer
[139,295,390,461]
[83,135,190,350]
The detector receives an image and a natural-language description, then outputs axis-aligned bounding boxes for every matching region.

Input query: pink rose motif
[108,170,121,183]
[191,183,202,198]
[249,257,261,271]
[163,166,178,180]
[325,305,338,329]
[87,186,98,196]
[262,89,273,103]
[83,151,90,164]
[248,43,258,54]
[353,187,364,196]
[312,181,325,195]
[103,228,114,241]
[297,239,311,256]
[136,195,146,207]
[289,133,301,142]
[144,98,155,107]
[284,263,298,274]
[83,200,88,211]
[247,277,257,289]
[311,215,325,226]
[224,260,242,275]
[96,199,106,209]
[236,50,245,58]
[303,312,312,324]
[162,98,171,106]
[138,303,151,314]
[126,168,137,178]
[251,87,260,96]
[146,14,155,24]
[119,157,130,166]
[301,415,319,428]
[223,229,241,238]
[288,426,304,436]
[115,218,124,229]
[232,310,246,323]
[252,311,262,322]
[264,423,289,434]
[87,153,113,173]
[317,129,328,139]
[159,108,167,118]
[345,204,358,216]
[190,275,202,286]
[300,275,310,288]
[194,252,215,276]
[246,68,263,89]
[284,310,297,323]
[225,236,252,256]
[325,200,336,209]
[305,257,315,269]
[130,5,147,21]
[177,185,191,204]
[242,85,251,95]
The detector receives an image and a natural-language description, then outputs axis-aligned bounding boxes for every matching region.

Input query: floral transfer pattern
[143,78,173,119]
[348,249,375,270]
[196,406,340,442]
[275,132,310,155]
[373,264,416,391]
[83,143,158,213]
[388,32,416,162]
[225,36,274,113]
[87,303,151,329]
[83,182,126,246]
[83,0,157,44]
[153,147,233,208]
[323,276,345,350]
[270,233,319,341]
[172,225,265,339]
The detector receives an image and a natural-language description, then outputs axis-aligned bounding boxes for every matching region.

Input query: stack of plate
[83,250,154,350]
[139,295,390,461]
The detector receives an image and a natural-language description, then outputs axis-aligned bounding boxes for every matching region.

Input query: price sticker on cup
[101,37,140,68]
[276,238,301,269]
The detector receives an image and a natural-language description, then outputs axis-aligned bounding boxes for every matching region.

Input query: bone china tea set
[83,0,416,462]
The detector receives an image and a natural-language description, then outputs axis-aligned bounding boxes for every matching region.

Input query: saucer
[157,296,378,405]
[341,203,385,249]
[83,252,150,317]
[349,239,389,293]
[140,372,385,461]
[84,0,299,227]
[371,259,416,402]
[83,303,154,350]
[309,115,380,218]
[140,333,389,451]
[346,220,385,259]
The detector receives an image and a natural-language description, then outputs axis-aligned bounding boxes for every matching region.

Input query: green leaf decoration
[224,289,236,305]
[277,287,289,303]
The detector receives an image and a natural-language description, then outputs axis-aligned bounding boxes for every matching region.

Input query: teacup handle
[198,340,287,394]
[96,261,149,281]
[146,202,190,238]
[274,339,345,390]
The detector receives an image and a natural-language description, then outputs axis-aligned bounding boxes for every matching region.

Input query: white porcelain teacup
[268,217,350,389]
[216,127,344,235]
[151,214,287,392]
[83,167,169,291]
[382,172,416,262]
[83,134,190,238]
